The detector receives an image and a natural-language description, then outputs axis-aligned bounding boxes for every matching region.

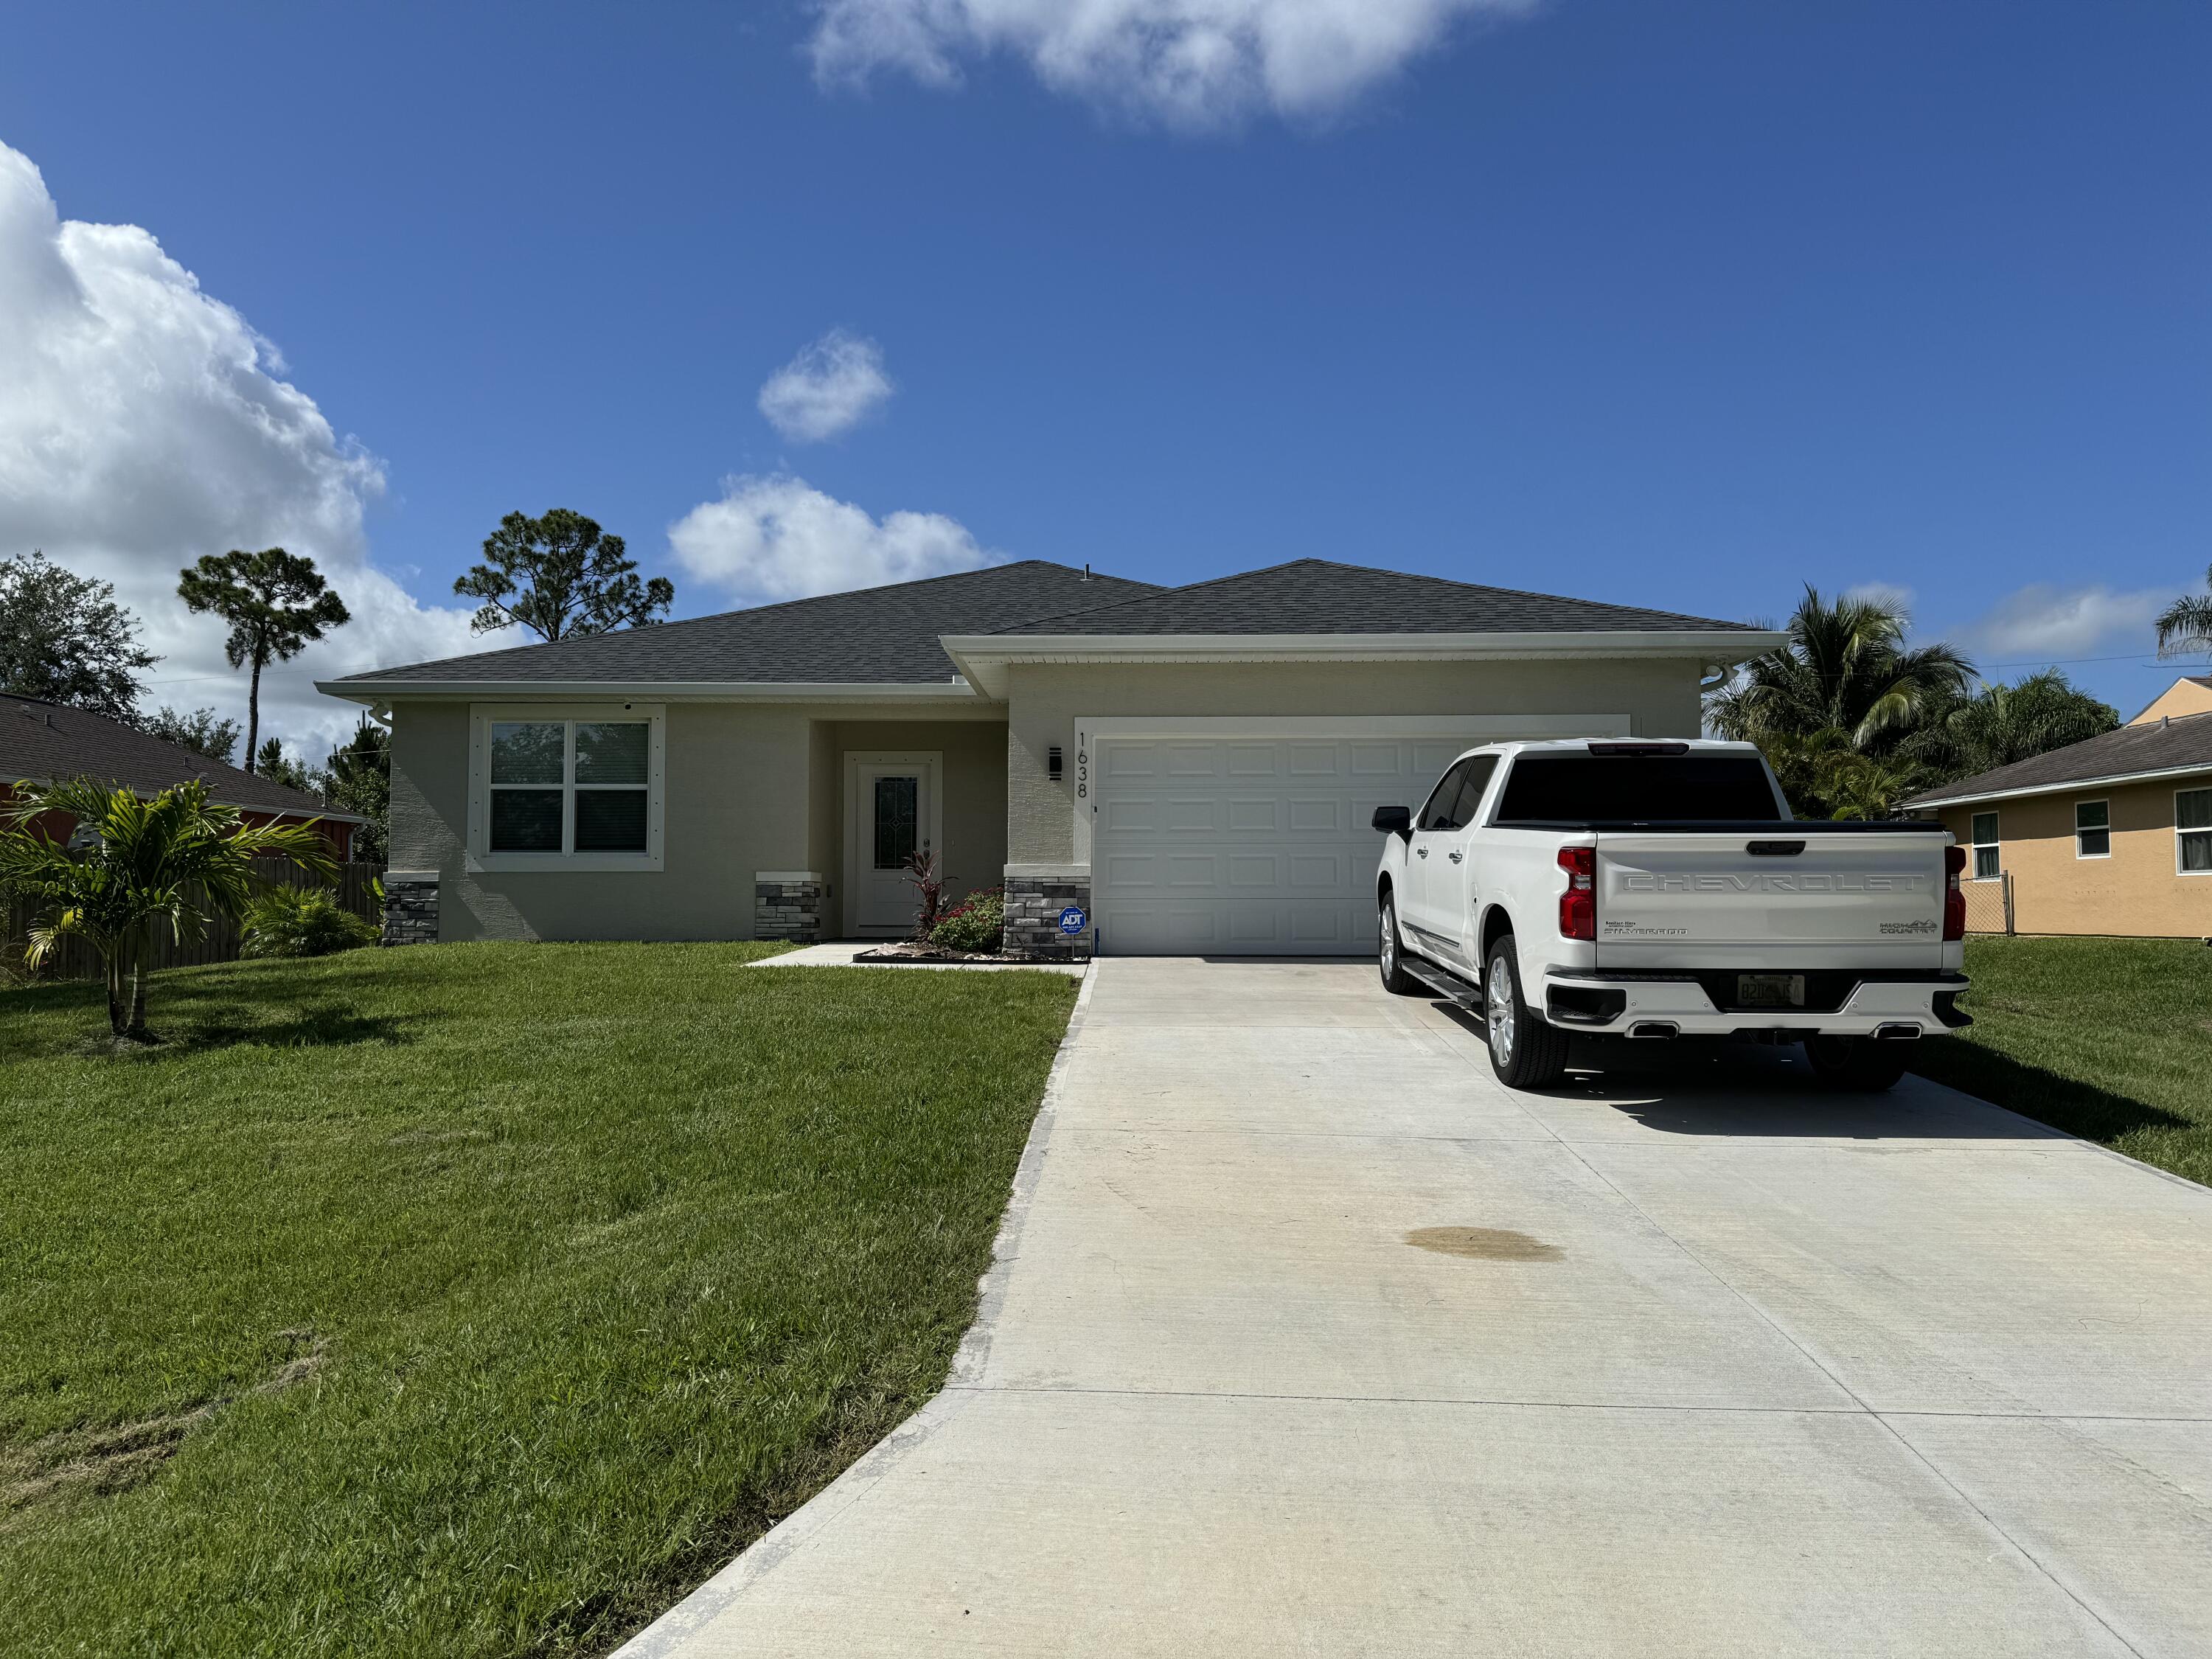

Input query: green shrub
[240,887,380,958]
[930,888,1004,953]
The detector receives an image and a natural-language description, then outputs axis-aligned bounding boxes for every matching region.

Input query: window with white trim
[2178,788,2212,874]
[1969,810,2000,881]
[2074,799,2110,860]
[470,706,664,869]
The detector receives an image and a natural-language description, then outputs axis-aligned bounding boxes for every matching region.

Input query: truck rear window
[1495,755,1785,823]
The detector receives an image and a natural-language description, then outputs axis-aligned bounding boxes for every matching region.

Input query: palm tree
[1708,586,1975,751]
[2155,564,2212,659]
[1907,671,2119,778]
[0,777,336,1039]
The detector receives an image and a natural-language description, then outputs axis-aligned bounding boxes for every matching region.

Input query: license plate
[1736,973,1805,1009]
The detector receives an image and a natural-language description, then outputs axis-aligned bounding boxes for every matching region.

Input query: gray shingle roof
[333,562,1161,686]
[1907,711,2212,807]
[1,695,338,817]
[986,559,1761,636]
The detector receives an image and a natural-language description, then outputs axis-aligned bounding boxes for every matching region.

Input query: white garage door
[1091,728,1495,956]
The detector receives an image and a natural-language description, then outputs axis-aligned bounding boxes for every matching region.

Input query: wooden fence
[3,861,386,981]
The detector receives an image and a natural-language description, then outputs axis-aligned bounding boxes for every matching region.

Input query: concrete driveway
[625,959,2212,1658]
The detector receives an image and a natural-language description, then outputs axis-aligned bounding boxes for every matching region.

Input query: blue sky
[1,0,2206,747]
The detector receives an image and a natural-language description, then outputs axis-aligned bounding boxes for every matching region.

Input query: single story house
[319,558,1780,958]
[1,692,361,859]
[1905,676,2212,939]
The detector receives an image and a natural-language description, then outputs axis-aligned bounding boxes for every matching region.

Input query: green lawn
[1911,936,2212,1187]
[0,942,1079,1658]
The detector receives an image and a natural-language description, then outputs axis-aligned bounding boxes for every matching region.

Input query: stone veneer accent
[381,871,440,946]
[754,872,824,944]
[1002,867,1093,961]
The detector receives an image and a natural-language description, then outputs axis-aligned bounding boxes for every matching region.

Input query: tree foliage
[140,705,241,768]
[321,720,390,863]
[0,551,159,720]
[0,777,336,1038]
[1708,587,2115,820]
[253,738,321,795]
[1904,672,2119,780]
[453,509,674,641]
[2155,563,2212,660]
[178,548,350,774]
[1706,587,1975,753]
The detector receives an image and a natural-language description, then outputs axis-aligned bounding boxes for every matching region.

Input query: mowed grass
[0,942,1079,1658]
[1911,935,2212,1187]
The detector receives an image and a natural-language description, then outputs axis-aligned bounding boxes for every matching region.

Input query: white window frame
[467,703,666,872]
[1969,810,2001,881]
[2176,786,2212,877]
[2073,797,2110,861]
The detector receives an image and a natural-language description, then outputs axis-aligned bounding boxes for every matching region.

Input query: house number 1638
[1075,745,1088,800]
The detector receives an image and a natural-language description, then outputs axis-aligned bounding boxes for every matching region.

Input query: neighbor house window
[1969,811,2000,881]
[2074,799,2110,860]
[471,706,664,869]
[2178,788,2212,874]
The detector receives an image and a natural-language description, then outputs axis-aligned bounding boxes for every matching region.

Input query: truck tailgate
[1594,831,1947,969]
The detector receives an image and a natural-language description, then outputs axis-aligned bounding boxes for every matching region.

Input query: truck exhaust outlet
[1874,1023,1922,1041]
[1627,1021,1680,1040]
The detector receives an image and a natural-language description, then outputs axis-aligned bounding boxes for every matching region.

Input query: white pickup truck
[1372,739,1968,1091]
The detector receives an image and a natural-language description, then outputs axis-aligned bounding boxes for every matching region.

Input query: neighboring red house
[0,693,364,859]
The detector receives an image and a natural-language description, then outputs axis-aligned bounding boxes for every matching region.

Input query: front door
[848,754,938,936]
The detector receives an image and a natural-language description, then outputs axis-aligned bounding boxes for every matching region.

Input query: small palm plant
[0,776,337,1040]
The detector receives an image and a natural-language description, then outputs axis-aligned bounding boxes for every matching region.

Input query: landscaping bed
[1912,935,2212,1188]
[0,941,1079,1657]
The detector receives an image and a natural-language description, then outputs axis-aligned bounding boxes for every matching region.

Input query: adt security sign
[1057,905,1088,937]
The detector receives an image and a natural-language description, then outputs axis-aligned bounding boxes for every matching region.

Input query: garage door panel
[1094,728,1518,956]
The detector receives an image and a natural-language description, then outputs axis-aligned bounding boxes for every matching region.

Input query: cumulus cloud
[807,0,1542,128]
[757,329,894,442]
[0,140,476,758]
[1944,582,2168,666]
[668,474,994,602]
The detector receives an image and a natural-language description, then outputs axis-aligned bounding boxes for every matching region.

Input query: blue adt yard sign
[1057,906,1088,936]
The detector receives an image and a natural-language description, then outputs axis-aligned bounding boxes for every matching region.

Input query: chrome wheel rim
[1380,905,1396,975]
[1486,956,1515,1064]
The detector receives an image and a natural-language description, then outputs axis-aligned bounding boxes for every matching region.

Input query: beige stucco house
[319,559,1778,958]
[1907,676,2212,939]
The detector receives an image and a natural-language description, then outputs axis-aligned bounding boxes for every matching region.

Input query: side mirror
[1371,804,1411,836]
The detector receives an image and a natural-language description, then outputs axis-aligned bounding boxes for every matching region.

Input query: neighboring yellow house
[1907,678,2212,938]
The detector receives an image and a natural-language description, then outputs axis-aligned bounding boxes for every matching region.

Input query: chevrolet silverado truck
[1371,739,1968,1091]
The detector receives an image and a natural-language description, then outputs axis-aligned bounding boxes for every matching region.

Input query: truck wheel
[1483,936,1568,1090]
[1377,892,1422,996]
[1804,1036,1910,1093]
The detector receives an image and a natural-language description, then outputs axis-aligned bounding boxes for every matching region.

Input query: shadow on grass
[5,973,420,1059]
[1907,1040,2192,1147]
[168,1003,420,1053]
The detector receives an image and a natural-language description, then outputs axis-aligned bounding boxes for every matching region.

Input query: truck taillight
[1943,844,1966,942]
[1558,845,1596,942]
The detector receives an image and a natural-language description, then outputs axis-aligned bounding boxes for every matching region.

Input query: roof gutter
[936,630,1787,700]
[2,774,370,827]
[315,678,986,705]
[1909,759,2212,810]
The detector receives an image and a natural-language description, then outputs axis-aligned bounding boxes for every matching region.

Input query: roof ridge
[337,558,1142,684]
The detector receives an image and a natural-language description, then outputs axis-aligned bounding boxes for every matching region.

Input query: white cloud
[757,329,895,443]
[0,140,476,759]
[1945,582,2168,666]
[808,0,1542,128]
[668,474,994,602]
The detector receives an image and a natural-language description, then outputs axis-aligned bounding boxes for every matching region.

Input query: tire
[1804,1035,1910,1092]
[1377,891,1422,996]
[1482,936,1568,1090]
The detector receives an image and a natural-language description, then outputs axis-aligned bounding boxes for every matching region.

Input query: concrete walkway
[624,959,2212,1658]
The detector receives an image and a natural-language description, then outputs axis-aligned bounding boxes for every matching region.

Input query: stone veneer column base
[1001,866,1093,961]
[755,872,824,944]
[381,870,439,946]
